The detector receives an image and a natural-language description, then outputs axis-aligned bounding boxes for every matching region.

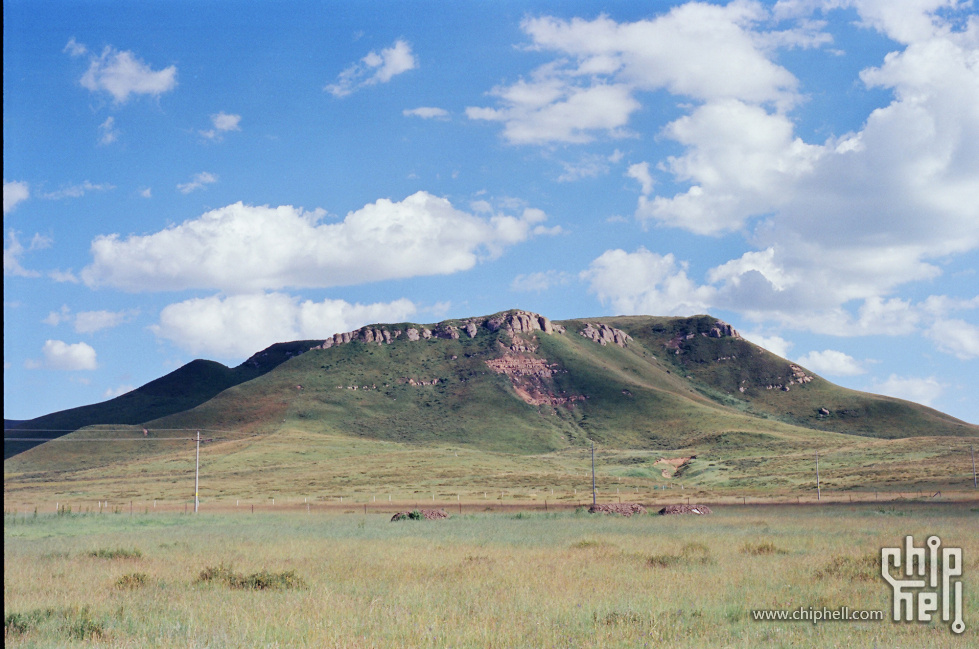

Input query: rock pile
[390,509,449,521]
[658,504,712,515]
[588,503,647,516]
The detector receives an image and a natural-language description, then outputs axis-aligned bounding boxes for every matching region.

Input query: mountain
[6,310,974,462]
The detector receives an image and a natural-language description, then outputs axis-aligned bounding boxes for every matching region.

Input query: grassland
[5,504,977,648]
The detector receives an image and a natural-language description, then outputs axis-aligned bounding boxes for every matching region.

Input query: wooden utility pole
[194,431,200,513]
[815,451,821,501]
[972,445,977,488]
[591,441,597,506]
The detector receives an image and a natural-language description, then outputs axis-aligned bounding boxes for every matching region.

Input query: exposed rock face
[579,323,632,347]
[708,321,740,339]
[485,354,583,407]
[309,310,561,351]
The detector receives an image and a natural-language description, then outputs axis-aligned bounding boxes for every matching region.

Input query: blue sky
[4,0,978,424]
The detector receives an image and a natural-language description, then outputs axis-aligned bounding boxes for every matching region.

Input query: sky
[4,0,978,425]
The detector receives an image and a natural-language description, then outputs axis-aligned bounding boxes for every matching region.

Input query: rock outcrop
[309,310,562,351]
[579,323,632,347]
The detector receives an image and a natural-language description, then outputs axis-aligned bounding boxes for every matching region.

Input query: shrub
[115,572,148,590]
[90,547,142,559]
[63,607,106,641]
[740,541,787,556]
[5,609,56,636]
[196,564,306,591]
[648,542,713,568]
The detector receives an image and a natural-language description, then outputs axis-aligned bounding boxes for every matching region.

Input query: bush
[90,547,142,559]
[740,541,787,556]
[196,564,306,590]
[115,572,148,589]
[63,607,107,641]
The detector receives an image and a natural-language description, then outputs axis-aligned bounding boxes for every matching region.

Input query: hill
[7,310,973,458]
[5,310,977,502]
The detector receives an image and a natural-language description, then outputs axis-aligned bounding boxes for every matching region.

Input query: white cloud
[176,172,217,194]
[403,107,449,120]
[74,309,138,334]
[510,270,573,292]
[103,384,135,398]
[556,151,623,182]
[870,374,944,407]
[580,247,715,315]
[200,112,241,140]
[641,99,822,234]
[40,181,115,200]
[4,180,30,214]
[626,162,653,195]
[26,340,98,371]
[3,230,50,278]
[795,349,866,376]
[326,39,417,97]
[139,187,152,198]
[43,305,135,333]
[741,331,794,359]
[925,318,979,359]
[81,191,557,293]
[468,5,803,145]
[151,293,418,360]
[63,37,88,57]
[78,45,177,103]
[98,116,119,145]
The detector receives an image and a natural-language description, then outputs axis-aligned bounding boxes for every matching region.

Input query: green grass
[4,505,976,647]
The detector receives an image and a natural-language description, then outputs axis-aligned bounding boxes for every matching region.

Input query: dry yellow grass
[4,503,977,647]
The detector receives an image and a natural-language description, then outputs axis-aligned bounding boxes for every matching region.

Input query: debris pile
[390,509,449,521]
[588,503,647,516]
[658,504,713,515]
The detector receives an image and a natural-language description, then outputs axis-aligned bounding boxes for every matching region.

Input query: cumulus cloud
[467,4,803,145]
[580,247,715,315]
[81,191,557,293]
[925,318,979,359]
[25,340,98,371]
[77,44,177,103]
[795,349,866,376]
[150,293,418,359]
[176,172,217,194]
[4,180,30,214]
[741,331,794,359]
[200,112,241,140]
[403,107,449,120]
[326,39,417,97]
[870,374,944,407]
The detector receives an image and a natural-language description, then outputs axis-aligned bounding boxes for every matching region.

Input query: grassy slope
[593,314,976,438]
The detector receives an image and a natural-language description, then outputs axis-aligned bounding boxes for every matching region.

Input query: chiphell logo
[881,535,964,634]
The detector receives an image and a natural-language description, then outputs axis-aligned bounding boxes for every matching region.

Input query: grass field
[4,504,976,648]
